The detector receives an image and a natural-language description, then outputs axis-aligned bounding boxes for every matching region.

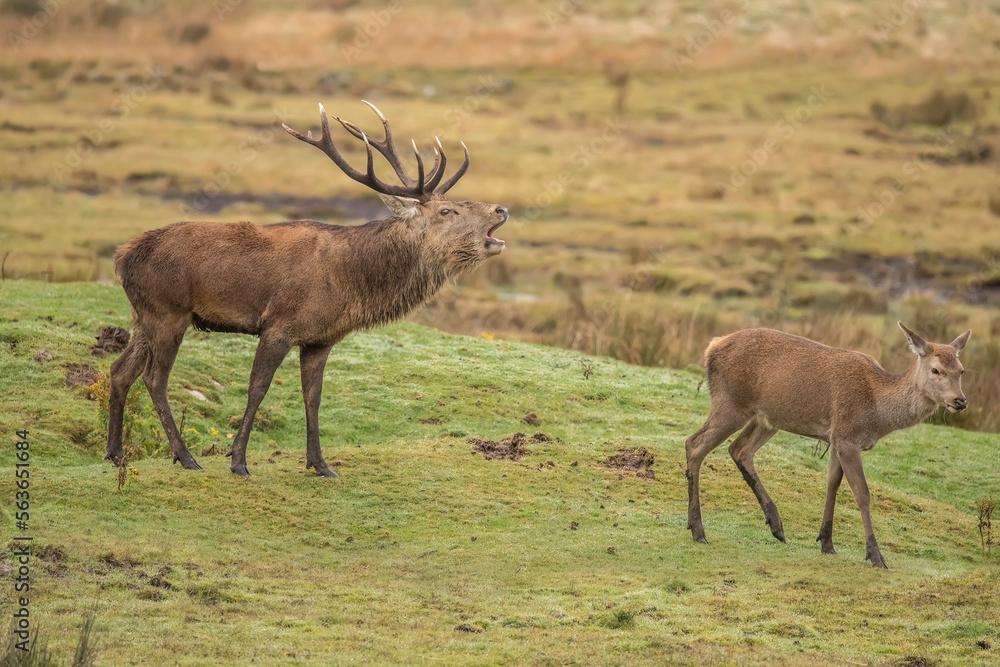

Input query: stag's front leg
[230,334,292,477]
[835,443,887,569]
[817,446,844,555]
[300,343,338,478]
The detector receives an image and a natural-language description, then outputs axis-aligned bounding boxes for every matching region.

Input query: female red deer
[106,102,508,477]
[685,323,970,568]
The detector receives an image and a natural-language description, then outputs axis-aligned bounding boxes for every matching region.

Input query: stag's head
[283,102,507,276]
[898,322,971,413]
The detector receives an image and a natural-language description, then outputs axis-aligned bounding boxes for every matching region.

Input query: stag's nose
[955,397,968,411]
[495,205,508,222]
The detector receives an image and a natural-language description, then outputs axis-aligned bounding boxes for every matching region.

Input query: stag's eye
[439,208,454,216]
[931,368,940,375]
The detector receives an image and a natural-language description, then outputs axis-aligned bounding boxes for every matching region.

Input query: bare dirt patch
[523,412,541,426]
[470,432,529,460]
[37,544,68,577]
[39,544,65,563]
[601,447,656,479]
[64,363,99,388]
[90,326,130,356]
[99,553,141,570]
[469,432,552,460]
[894,657,938,667]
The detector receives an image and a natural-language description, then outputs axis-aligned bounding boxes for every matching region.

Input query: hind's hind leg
[105,330,149,466]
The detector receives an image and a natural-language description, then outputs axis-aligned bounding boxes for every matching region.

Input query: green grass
[1,280,998,665]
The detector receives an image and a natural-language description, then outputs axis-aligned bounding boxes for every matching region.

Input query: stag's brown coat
[106,102,508,478]
[685,323,970,568]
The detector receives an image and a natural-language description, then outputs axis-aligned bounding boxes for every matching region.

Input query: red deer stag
[685,322,971,568]
[106,101,508,477]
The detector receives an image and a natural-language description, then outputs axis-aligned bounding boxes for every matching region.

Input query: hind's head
[898,322,971,412]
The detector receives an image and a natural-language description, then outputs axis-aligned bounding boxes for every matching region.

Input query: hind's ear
[898,321,928,357]
[949,329,971,355]
[379,194,420,219]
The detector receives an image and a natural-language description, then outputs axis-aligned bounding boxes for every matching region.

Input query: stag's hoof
[867,553,888,569]
[174,455,203,471]
[866,536,888,569]
[231,464,251,477]
[772,529,786,544]
[821,545,837,555]
[307,460,339,478]
[691,533,709,544]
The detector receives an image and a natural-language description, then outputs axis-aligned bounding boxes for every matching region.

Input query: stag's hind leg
[686,409,750,543]
[105,330,150,466]
[143,317,202,470]
[300,343,338,478]
[728,419,782,542]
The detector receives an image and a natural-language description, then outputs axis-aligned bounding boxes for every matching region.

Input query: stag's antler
[282,101,471,201]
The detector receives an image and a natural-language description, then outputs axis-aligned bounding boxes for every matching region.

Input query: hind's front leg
[817,448,844,555]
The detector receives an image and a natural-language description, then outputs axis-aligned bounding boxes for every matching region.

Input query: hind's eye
[931,368,940,375]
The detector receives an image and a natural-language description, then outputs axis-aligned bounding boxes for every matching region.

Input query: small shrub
[177,23,211,44]
[596,609,635,630]
[977,496,995,555]
[0,0,42,16]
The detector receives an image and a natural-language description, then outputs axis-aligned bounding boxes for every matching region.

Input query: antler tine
[411,139,425,193]
[283,103,425,199]
[424,137,448,193]
[329,100,418,188]
[282,104,368,186]
[433,140,471,195]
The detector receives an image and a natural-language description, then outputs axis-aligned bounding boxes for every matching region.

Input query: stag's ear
[898,321,929,357]
[379,194,420,219]
[949,329,971,355]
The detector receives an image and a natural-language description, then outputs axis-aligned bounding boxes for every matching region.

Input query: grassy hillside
[1,280,998,665]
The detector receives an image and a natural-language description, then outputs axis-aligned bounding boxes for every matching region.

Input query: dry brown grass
[3,0,1000,73]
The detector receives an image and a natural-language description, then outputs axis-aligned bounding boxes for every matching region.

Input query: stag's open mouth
[485,220,506,249]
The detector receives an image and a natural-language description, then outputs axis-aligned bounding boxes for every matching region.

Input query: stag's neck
[874,364,936,435]
[337,218,447,330]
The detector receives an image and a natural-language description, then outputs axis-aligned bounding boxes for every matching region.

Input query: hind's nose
[955,397,968,411]
[495,205,508,222]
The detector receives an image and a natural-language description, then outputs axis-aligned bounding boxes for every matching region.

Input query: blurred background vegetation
[2,0,999,430]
